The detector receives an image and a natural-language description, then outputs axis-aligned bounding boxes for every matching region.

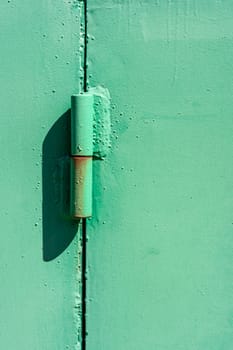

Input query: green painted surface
[87,1,233,349]
[0,1,83,349]
[71,94,94,156]
[2,1,233,348]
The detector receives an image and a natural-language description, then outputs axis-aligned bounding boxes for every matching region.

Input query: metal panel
[0,1,82,349]
[87,1,233,349]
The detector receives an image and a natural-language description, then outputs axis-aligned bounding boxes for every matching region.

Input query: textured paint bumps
[90,85,111,159]
[0,1,83,349]
[86,1,233,349]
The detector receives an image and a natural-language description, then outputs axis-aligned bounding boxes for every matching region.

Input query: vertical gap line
[83,0,88,93]
[81,218,87,350]
[82,1,88,349]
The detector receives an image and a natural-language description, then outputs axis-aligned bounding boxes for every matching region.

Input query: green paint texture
[86,1,233,349]
[0,1,84,349]
[90,86,112,159]
[71,94,94,156]
[2,0,233,349]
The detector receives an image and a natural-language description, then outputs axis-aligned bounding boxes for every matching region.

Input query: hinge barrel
[71,94,94,156]
[70,156,92,218]
[70,93,94,218]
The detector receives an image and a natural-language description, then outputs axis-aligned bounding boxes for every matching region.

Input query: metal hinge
[70,93,94,219]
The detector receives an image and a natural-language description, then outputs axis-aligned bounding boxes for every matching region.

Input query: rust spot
[72,156,92,162]
[71,156,92,218]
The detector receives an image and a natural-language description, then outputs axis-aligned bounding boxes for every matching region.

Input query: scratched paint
[86,1,233,349]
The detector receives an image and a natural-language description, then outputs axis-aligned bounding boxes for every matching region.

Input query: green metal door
[86,1,233,349]
[2,1,233,349]
[0,1,83,349]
